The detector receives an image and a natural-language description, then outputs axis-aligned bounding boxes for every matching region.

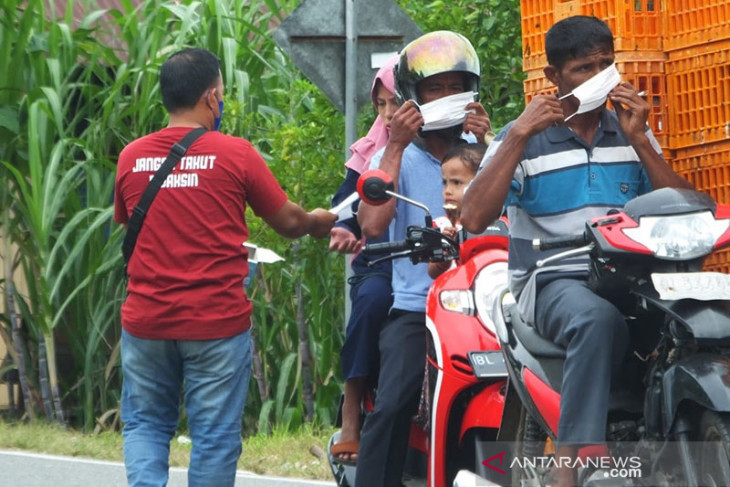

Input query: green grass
[0,420,338,481]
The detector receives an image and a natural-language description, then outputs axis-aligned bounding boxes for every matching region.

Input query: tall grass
[1,0,524,433]
[1,0,346,432]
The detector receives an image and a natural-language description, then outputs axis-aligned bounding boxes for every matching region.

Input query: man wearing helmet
[356,31,491,487]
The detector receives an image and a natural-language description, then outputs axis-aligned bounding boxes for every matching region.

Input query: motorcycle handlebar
[533,234,588,251]
[362,240,411,255]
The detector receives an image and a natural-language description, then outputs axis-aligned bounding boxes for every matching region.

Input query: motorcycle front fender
[633,286,730,343]
[661,353,730,436]
[458,380,506,443]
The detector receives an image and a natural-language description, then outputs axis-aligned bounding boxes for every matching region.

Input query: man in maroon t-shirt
[114,47,335,487]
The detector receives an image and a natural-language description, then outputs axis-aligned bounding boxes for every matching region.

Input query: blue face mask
[213,100,224,131]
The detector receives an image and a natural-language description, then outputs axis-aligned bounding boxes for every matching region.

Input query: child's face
[441,157,476,210]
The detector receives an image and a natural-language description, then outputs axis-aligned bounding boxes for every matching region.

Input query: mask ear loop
[557,91,577,121]
[204,88,220,109]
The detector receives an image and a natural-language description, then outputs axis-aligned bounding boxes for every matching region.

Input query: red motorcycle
[328,170,509,487]
[493,187,730,486]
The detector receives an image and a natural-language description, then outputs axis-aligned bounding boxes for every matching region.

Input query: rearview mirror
[357,169,394,206]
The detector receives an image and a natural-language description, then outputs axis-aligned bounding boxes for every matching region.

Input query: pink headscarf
[345,54,398,174]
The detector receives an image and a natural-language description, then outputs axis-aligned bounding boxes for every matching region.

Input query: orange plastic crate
[702,247,730,274]
[521,0,555,71]
[520,0,663,71]
[663,0,730,52]
[523,52,669,150]
[665,40,730,149]
[670,142,730,274]
[671,140,730,204]
[671,140,730,273]
[523,67,556,101]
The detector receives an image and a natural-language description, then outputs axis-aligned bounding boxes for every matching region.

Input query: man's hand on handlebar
[362,225,459,266]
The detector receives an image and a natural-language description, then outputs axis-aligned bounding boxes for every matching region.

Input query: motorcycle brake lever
[367,249,417,267]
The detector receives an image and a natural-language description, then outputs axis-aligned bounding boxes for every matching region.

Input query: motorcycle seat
[504,300,566,359]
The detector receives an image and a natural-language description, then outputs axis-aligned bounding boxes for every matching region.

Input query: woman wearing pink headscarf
[329,54,398,253]
[328,54,398,465]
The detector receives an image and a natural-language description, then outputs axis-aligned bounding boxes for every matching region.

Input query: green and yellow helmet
[394,31,480,105]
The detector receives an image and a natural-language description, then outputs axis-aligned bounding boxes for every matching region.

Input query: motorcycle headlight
[439,289,475,315]
[473,261,509,335]
[622,211,730,260]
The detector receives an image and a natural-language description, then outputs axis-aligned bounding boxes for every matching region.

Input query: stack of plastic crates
[520,0,668,147]
[662,1,730,272]
[520,0,730,272]
[521,0,662,70]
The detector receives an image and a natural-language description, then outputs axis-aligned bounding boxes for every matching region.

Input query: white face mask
[559,64,621,121]
[417,91,478,132]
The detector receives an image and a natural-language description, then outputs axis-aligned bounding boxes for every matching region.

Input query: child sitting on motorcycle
[428,142,487,279]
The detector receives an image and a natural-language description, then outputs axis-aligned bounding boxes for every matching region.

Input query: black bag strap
[122,126,207,266]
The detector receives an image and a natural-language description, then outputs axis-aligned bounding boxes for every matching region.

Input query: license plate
[467,351,507,379]
[652,272,730,301]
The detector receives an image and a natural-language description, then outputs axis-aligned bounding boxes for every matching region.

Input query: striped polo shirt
[481,109,659,300]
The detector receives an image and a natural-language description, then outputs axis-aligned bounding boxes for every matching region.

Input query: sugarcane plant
[0,0,525,433]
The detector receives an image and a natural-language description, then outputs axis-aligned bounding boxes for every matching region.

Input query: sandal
[330,440,359,466]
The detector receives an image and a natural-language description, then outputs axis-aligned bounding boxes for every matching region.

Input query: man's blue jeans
[121,328,252,487]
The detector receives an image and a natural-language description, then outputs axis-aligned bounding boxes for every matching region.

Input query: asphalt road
[0,450,336,487]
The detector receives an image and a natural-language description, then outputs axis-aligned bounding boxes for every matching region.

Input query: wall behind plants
[0,0,524,433]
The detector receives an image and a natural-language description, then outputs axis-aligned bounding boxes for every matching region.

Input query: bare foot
[332,378,366,463]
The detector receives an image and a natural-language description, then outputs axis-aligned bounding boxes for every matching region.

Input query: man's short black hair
[160,48,221,113]
[545,16,614,70]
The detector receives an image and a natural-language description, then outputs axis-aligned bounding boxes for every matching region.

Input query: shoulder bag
[121,126,207,270]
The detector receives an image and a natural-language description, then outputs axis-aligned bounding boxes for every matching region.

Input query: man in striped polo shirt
[461,15,692,487]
